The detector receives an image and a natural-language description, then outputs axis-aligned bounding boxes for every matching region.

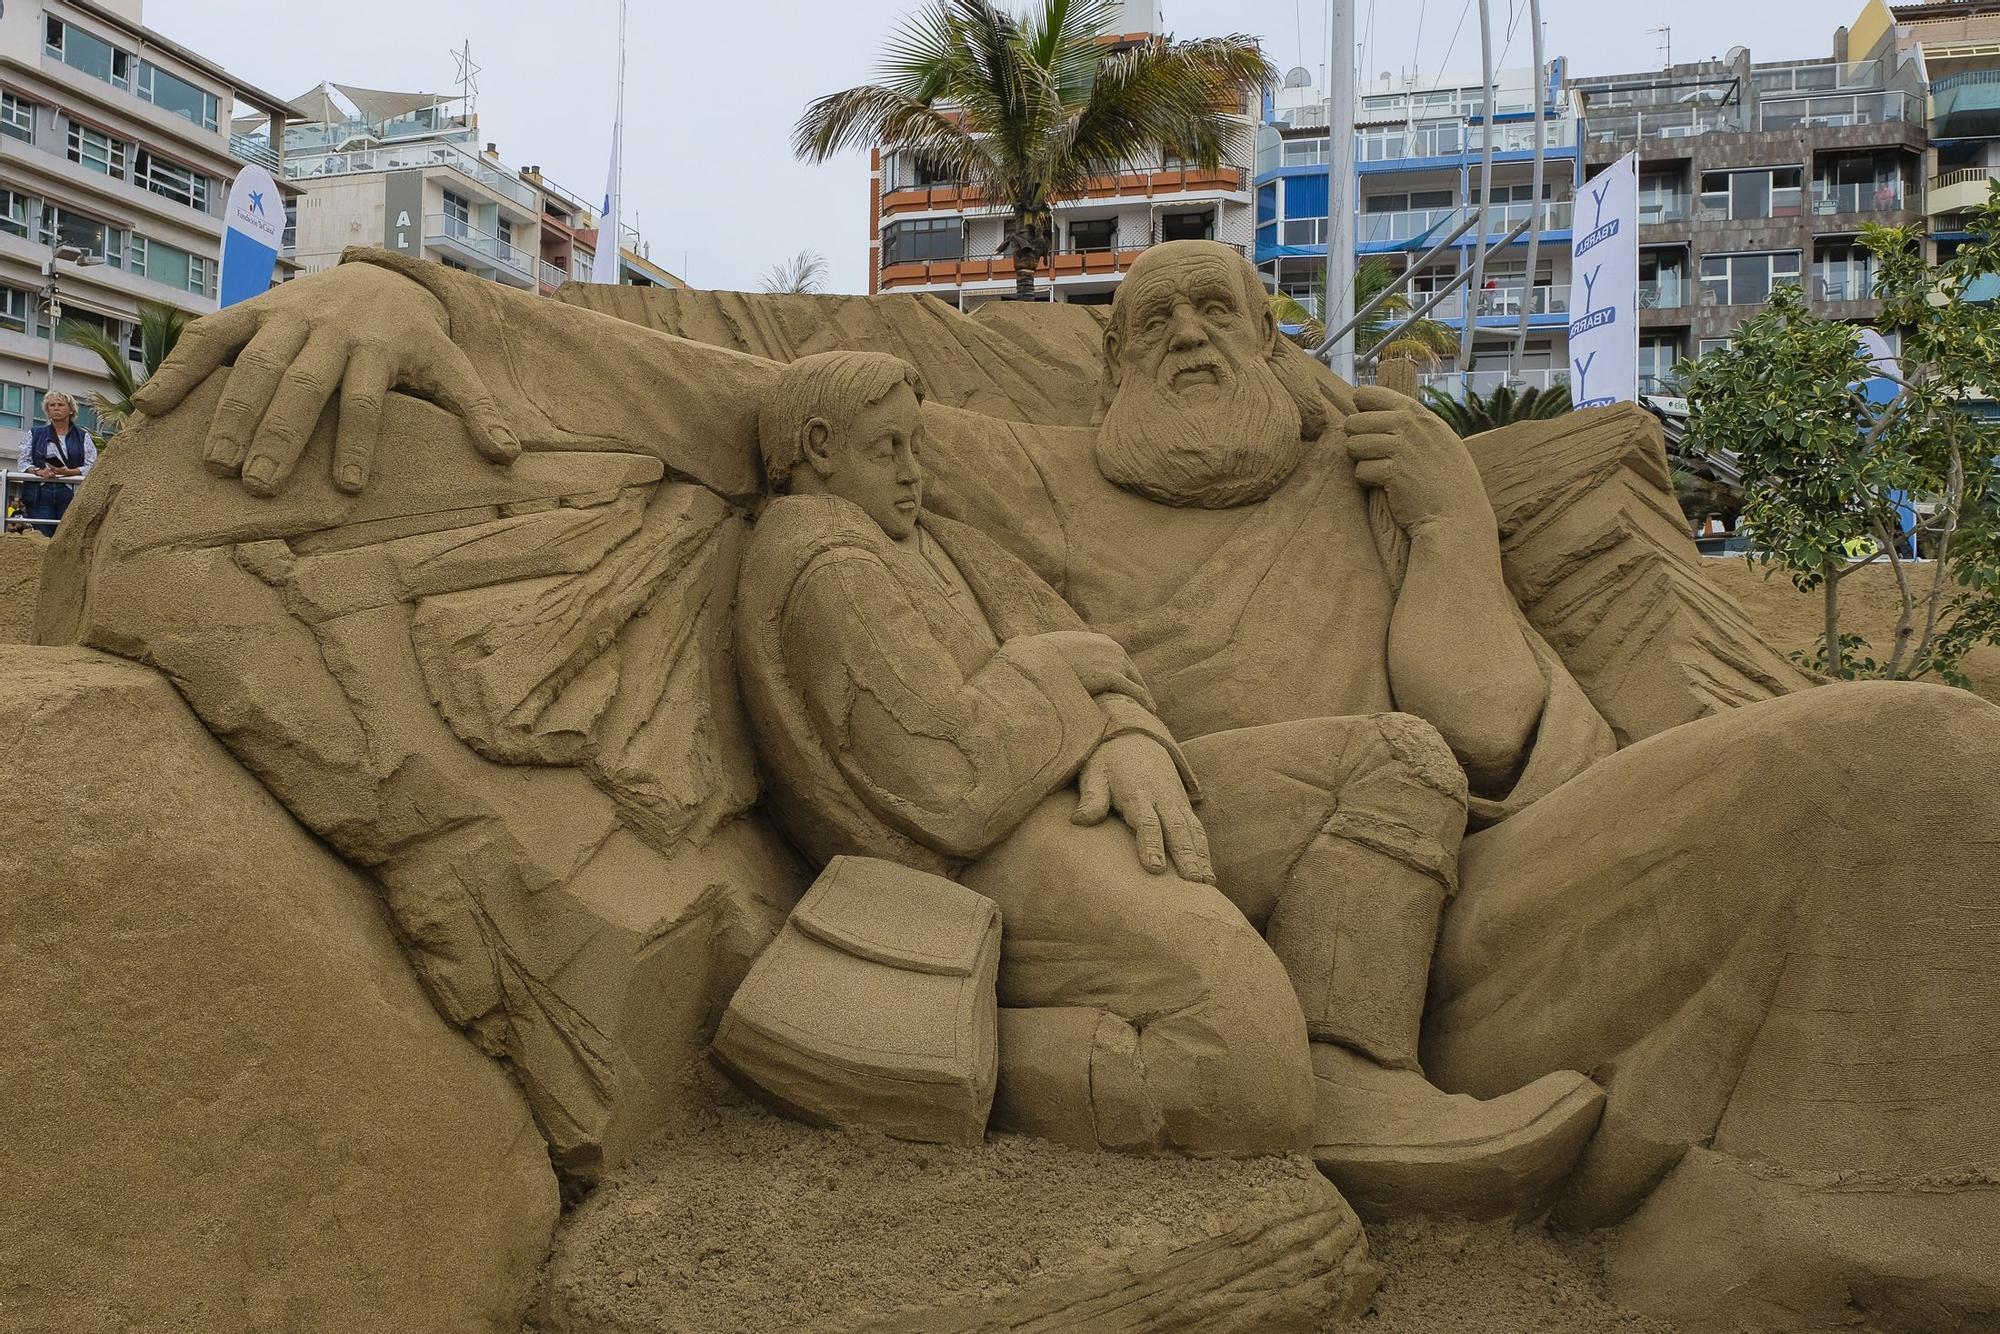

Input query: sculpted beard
[1095,353,1308,509]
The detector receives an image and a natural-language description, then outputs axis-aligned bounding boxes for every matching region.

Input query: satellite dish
[1284,66,1313,89]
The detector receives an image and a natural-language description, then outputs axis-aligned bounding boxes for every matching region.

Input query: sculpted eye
[1203,300,1232,318]
[1144,313,1168,333]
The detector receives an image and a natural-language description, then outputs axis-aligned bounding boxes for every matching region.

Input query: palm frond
[760,249,830,294]
[57,320,140,410]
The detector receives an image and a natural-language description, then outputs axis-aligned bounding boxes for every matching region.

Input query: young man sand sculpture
[735,349,1597,1185]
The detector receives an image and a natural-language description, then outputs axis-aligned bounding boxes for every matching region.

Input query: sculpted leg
[1428,682,2000,1328]
[1186,715,1603,1217]
[960,795,1315,1157]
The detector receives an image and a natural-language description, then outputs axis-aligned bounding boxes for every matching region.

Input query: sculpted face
[1098,242,1307,509]
[806,381,924,541]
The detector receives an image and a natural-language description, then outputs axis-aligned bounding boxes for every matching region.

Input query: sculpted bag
[711,855,1001,1145]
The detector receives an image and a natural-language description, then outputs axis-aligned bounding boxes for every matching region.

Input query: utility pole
[1458,0,1498,377]
[1325,0,1357,381]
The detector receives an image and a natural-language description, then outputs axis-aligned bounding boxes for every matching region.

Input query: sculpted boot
[1269,721,1604,1219]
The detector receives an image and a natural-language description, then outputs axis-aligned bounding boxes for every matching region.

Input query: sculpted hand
[132,262,520,497]
[1342,385,1495,537]
[1035,630,1155,710]
[1072,733,1214,883]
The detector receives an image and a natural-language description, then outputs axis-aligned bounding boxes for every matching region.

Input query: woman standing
[16,390,95,532]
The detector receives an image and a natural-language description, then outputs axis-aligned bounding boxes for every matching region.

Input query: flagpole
[1324,0,1357,382]
[589,0,627,284]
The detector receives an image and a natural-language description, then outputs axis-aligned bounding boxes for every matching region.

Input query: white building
[0,0,297,433]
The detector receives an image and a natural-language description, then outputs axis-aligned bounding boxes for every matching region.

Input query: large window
[441,190,471,238]
[0,382,41,431]
[45,17,131,91]
[0,286,28,334]
[882,217,963,264]
[130,236,211,296]
[1160,210,1214,242]
[1698,166,1804,221]
[67,121,128,178]
[1640,333,1684,393]
[0,187,30,238]
[1813,240,1877,302]
[1,90,36,142]
[40,205,128,268]
[136,62,219,132]
[1067,217,1117,252]
[133,149,211,212]
[1700,251,1801,307]
[1281,138,1329,167]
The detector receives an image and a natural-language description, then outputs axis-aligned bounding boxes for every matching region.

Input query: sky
[147,0,1861,295]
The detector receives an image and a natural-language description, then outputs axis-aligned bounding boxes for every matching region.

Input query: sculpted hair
[757,351,926,492]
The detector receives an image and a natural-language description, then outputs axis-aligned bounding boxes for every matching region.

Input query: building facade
[1255,62,1579,398]
[0,0,297,434]
[867,0,1256,309]
[1571,37,1928,394]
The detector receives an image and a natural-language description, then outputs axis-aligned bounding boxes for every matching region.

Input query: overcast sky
[150,0,1861,294]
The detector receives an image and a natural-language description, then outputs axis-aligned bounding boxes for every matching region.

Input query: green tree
[794,0,1271,301]
[1269,258,1457,366]
[58,300,191,435]
[1419,383,1573,437]
[1681,185,2000,686]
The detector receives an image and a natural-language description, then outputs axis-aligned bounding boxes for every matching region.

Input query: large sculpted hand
[1034,630,1155,710]
[1342,385,1495,536]
[1072,734,1214,883]
[133,263,520,496]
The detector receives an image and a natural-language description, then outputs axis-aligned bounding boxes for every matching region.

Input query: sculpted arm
[1344,388,1543,794]
[784,552,1106,860]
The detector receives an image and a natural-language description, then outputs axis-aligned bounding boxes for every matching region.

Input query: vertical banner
[217,164,283,308]
[1568,150,1640,408]
[382,169,425,258]
[589,118,622,286]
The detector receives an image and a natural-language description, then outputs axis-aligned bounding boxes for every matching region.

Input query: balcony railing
[540,258,567,289]
[425,214,535,280]
[1809,180,1908,214]
[289,142,537,210]
[1810,273,1877,303]
[228,132,281,173]
[1759,91,1919,132]
[1418,368,1570,400]
[1639,197,1693,224]
[1639,280,1689,310]
[1354,200,1572,247]
[1469,284,1570,318]
[1584,110,1744,146]
[1358,118,1577,163]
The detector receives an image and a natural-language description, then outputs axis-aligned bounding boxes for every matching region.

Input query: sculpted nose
[1166,303,1208,351]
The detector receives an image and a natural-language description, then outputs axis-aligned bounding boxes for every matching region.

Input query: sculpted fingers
[333,345,396,494]
[133,303,260,417]
[1072,753,1113,826]
[205,318,310,479]
[407,341,520,465]
[1131,805,1167,874]
[1351,457,1394,490]
[241,333,352,496]
[1164,808,1214,884]
[1351,385,1411,413]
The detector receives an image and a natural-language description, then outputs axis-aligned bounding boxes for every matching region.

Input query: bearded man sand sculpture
[35,239,2000,1329]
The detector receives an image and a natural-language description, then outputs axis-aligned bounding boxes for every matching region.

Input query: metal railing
[1418,368,1570,400]
[286,142,537,210]
[1,470,84,530]
[1639,280,1689,309]
[1357,118,1577,163]
[1639,197,1693,224]
[227,132,282,173]
[539,258,567,289]
[1355,199,1571,247]
[424,214,535,279]
[1759,91,1919,132]
[1810,181,1908,213]
[1583,110,1744,146]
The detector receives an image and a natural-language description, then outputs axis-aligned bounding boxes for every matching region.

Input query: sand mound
[540,1103,1375,1332]
[0,532,44,645]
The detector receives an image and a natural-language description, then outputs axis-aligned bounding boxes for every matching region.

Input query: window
[497,217,514,256]
[129,236,211,295]
[1,91,36,142]
[1698,337,1734,358]
[132,150,211,212]
[136,62,219,131]
[0,286,28,333]
[1281,138,1328,167]
[1699,167,1804,221]
[66,121,128,178]
[1068,217,1116,252]
[1639,333,1683,393]
[0,382,37,431]
[42,206,127,268]
[441,190,471,238]
[1160,211,1214,242]
[46,18,131,91]
[0,187,30,238]
[1814,240,1877,302]
[1700,251,1801,306]
[881,217,963,264]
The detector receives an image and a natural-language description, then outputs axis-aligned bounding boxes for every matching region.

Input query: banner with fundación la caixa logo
[1567,151,1640,408]
[217,164,283,309]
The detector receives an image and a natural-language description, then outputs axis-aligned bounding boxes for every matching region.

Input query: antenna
[451,41,481,122]
[1649,26,1672,71]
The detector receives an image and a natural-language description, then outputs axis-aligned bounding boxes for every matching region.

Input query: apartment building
[1571,35,1928,393]
[0,0,298,433]
[244,83,684,295]
[867,0,1256,308]
[1255,62,1580,398]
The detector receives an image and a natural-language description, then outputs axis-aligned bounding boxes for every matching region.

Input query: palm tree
[795,0,1272,301]
[58,300,190,435]
[1268,258,1456,367]
[1419,383,1573,437]
[761,248,831,295]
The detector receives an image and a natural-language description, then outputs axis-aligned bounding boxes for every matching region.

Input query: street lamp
[41,241,102,407]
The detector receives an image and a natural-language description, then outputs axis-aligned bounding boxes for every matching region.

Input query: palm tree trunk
[1014,248,1038,300]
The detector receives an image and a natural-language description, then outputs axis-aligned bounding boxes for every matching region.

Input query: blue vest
[29,423,86,470]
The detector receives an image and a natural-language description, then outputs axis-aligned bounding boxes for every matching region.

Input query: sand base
[538,1103,1377,1332]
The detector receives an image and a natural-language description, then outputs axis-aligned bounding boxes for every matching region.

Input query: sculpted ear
[802,417,835,478]
[1103,324,1123,393]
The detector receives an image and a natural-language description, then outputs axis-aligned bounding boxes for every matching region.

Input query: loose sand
[0,533,44,647]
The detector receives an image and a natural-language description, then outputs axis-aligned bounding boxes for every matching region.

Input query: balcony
[424,214,536,286]
[1639,197,1693,225]
[540,258,567,290]
[1809,180,1909,215]
[1758,91,1919,133]
[1583,109,1744,148]
[879,240,1248,290]
[1418,368,1570,400]
[288,142,537,211]
[1357,118,1577,164]
[1931,70,2000,141]
[1928,167,2000,220]
[1354,200,1572,249]
[1639,280,1689,310]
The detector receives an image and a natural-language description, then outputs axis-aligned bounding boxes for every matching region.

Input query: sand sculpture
[17,239,2000,1331]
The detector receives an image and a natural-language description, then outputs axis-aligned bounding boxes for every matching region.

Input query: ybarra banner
[217,165,283,309]
[1567,151,1640,409]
